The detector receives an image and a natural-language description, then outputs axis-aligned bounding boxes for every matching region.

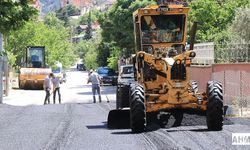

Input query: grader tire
[206,81,223,131]
[130,84,146,133]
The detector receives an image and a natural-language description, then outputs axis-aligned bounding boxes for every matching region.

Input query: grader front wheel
[130,84,146,133]
[206,81,223,131]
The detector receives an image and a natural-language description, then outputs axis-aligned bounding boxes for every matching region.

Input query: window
[141,15,185,43]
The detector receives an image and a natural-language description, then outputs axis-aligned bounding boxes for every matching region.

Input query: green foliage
[99,0,154,52]
[215,8,250,63]
[56,4,81,17]
[5,51,16,68]
[78,8,100,25]
[0,0,37,33]
[56,4,80,27]
[97,42,118,67]
[74,33,101,70]
[5,18,76,68]
[44,12,64,28]
[85,50,97,70]
[97,0,155,68]
[107,46,120,69]
[83,39,99,70]
[231,8,250,42]
[84,11,93,40]
[188,0,250,43]
[74,40,90,58]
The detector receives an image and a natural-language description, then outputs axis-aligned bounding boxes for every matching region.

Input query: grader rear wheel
[130,84,146,133]
[206,81,223,131]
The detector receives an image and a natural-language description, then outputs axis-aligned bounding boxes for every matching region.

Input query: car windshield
[108,69,116,76]
[98,68,109,74]
[141,15,185,44]
[122,66,133,74]
[97,67,116,75]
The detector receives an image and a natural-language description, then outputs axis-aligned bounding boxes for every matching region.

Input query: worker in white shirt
[43,73,53,105]
[51,73,61,104]
[87,69,102,103]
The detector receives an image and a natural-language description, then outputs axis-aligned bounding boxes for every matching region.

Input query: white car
[118,65,135,85]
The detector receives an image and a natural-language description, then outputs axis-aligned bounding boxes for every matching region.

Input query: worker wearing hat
[87,69,102,103]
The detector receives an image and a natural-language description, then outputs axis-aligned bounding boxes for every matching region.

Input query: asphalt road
[1,70,250,150]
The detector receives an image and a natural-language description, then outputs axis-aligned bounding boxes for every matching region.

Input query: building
[61,0,93,9]
[30,0,116,16]
[40,0,61,16]
[95,0,116,11]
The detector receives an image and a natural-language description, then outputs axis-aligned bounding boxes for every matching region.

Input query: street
[1,70,250,150]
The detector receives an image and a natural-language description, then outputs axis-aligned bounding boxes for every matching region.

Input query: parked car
[77,63,86,71]
[97,67,118,85]
[118,65,134,85]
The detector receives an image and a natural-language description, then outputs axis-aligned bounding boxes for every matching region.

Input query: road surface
[1,70,250,150]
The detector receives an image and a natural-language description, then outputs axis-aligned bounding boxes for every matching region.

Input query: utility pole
[0,33,3,103]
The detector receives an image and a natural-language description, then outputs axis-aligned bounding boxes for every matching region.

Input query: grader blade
[107,109,130,129]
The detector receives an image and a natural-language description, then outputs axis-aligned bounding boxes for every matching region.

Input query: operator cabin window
[27,48,44,68]
[141,15,185,44]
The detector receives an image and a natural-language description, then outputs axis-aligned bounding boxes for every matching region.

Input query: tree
[99,0,154,53]
[82,39,99,70]
[188,0,250,43]
[5,18,75,68]
[107,46,120,69]
[73,30,101,70]
[74,40,90,58]
[231,8,250,43]
[0,0,37,34]
[78,8,99,25]
[84,11,93,40]
[97,0,155,68]
[85,51,97,70]
[215,8,250,63]
[44,12,65,28]
[0,0,37,67]
[56,4,80,27]
[96,42,116,67]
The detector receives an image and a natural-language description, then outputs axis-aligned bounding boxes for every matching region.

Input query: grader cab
[108,0,223,133]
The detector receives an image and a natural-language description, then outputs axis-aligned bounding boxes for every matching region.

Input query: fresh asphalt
[1,70,250,150]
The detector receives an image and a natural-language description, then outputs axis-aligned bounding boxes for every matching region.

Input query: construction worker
[51,73,61,104]
[87,69,102,103]
[43,73,53,105]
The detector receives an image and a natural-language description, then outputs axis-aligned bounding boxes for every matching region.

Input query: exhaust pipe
[189,21,198,50]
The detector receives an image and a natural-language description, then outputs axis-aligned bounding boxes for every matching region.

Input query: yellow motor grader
[108,0,223,133]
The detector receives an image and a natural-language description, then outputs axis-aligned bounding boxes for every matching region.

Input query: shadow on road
[86,124,107,129]
[86,121,108,129]
[107,110,235,134]
[68,85,91,89]
[111,131,132,135]
[76,87,116,95]
[165,128,209,132]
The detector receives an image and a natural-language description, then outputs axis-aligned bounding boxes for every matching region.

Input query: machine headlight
[189,51,196,58]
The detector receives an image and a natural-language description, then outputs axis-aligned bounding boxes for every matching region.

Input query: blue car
[97,67,118,85]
